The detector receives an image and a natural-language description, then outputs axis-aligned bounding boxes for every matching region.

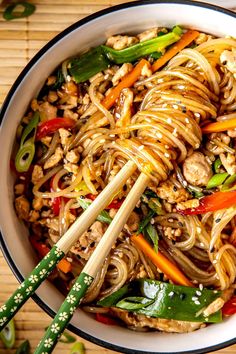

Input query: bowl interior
[1,1,236,353]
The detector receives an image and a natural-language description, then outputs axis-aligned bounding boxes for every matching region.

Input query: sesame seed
[183,181,187,187]
[195,300,201,305]
[164,152,170,158]
[205,317,209,321]
[215,218,221,223]
[168,306,172,310]
[167,118,172,124]
[165,145,169,149]
[156,132,163,139]
[110,134,115,137]
[111,141,116,145]
[212,260,217,264]
[66,75,71,82]
[196,227,201,234]
[138,145,144,151]
[185,118,190,123]
[150,218,155,225]
[173,104,178,109]
[199,284,203,291]
[173,128,178,136]
[199,242,205,247]
[194,112,201,118]
[196,291,202,296]
[213,290,218,294]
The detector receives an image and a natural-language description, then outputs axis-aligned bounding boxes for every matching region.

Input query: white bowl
[1,1,236,353]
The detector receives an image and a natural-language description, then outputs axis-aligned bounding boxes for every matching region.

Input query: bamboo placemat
[1,1,236,353]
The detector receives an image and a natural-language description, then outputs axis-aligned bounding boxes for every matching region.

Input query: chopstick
[35,172,149,354]
[0,160,137,331]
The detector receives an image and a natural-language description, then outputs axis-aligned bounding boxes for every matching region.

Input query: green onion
[149,52,162,60]
[52,68,65,90]
[77,198,112,224]
[0,319,15,349]
[98,284,130,307]
[15,112,39,172]
[206,173,229,189]
[70,342,85,354]
[116,296,154,310]
[145,223,159,252]
[59,331,76,343]
[3,2,36,21]
[221,173,236,191]
[15,340,30,354]
[214,158,222,173]
[148,198,164,215]
[102,29,182,64]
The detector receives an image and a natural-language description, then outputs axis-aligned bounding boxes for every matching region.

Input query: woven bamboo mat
[1,1,236,353]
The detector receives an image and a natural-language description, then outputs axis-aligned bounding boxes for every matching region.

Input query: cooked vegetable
[16,340,30,354]
[137,210,155,234]
[152,30,200,72]
[70,342,86,354]
[202,118,236,133]
[178,190,236,215]
[102,28,182,64]
[131,234,192,286]
[0,319,15,349]
[101,59,151,109]
[145,223,159,253]
[59,331,76,343]
[222,296,236,316]
[95,313,118,325]
[15,112,39,172]
[36,117,76,140]
[221,174,236,190]
[98,279,222,323]
[206,173,229,189]
[214,158,222,173]
[77,198,112,224]
[69,27,182,83]
[3,2,36,21]
[29,235,72,273]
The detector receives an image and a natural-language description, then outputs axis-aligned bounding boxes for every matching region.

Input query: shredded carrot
[152,30,200,72]
[101,58,151,110]
[131,234,193,287]
[202,118,236,134]
[57,258,72,274]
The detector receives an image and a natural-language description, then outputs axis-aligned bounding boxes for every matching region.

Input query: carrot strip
[131,234,192,287]
[202,118,236,133]
[57,258,72,274]
[101,58,150,109]
[152,30,200,72]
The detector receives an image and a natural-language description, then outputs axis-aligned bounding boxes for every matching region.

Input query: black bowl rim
[1,0,236,353]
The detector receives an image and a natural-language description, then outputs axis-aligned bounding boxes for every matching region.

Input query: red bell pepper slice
[95,313,118,325]
[87,193,124,209]
[36,117,76,140]
[177,190,236,215]
[222,296,236,316]
[29,235,72,273]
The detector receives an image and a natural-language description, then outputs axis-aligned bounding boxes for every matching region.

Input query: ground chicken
[70,221,106,260]
[137,28,158,42]
[141,63,152,77]
[38,101,57,120]
[124,211,140,233]
[65,149,80,164]
[15,196,30,220]
[106,35,138,50]
[31,165,44,185]
[228,129,236,138]
[177,199,200,211]
[156,180,189,204]
[59,128,71,147]
[220,49,236,78]
[182,152,212,186]
[14,184,24,195]
[112,63,133,86]
[206,133,230,155]
[110,308,204,333]
[28,210,40,222]
[220,153,236,175]
[44,147,63,169]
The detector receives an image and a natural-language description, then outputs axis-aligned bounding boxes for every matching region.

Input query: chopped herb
[15,340,30,354]
[70,342,85,354]
[137,210,155,234]
[3,2,36,21]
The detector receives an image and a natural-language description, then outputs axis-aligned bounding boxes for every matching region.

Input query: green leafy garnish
[78,198,112,224]
[145,223,159,252]
[3,2,36,21]
[15,340,30,354]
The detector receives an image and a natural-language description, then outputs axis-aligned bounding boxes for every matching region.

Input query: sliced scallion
[3,2,36,21]
[206,173,229,189]
[0,319,15,349]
